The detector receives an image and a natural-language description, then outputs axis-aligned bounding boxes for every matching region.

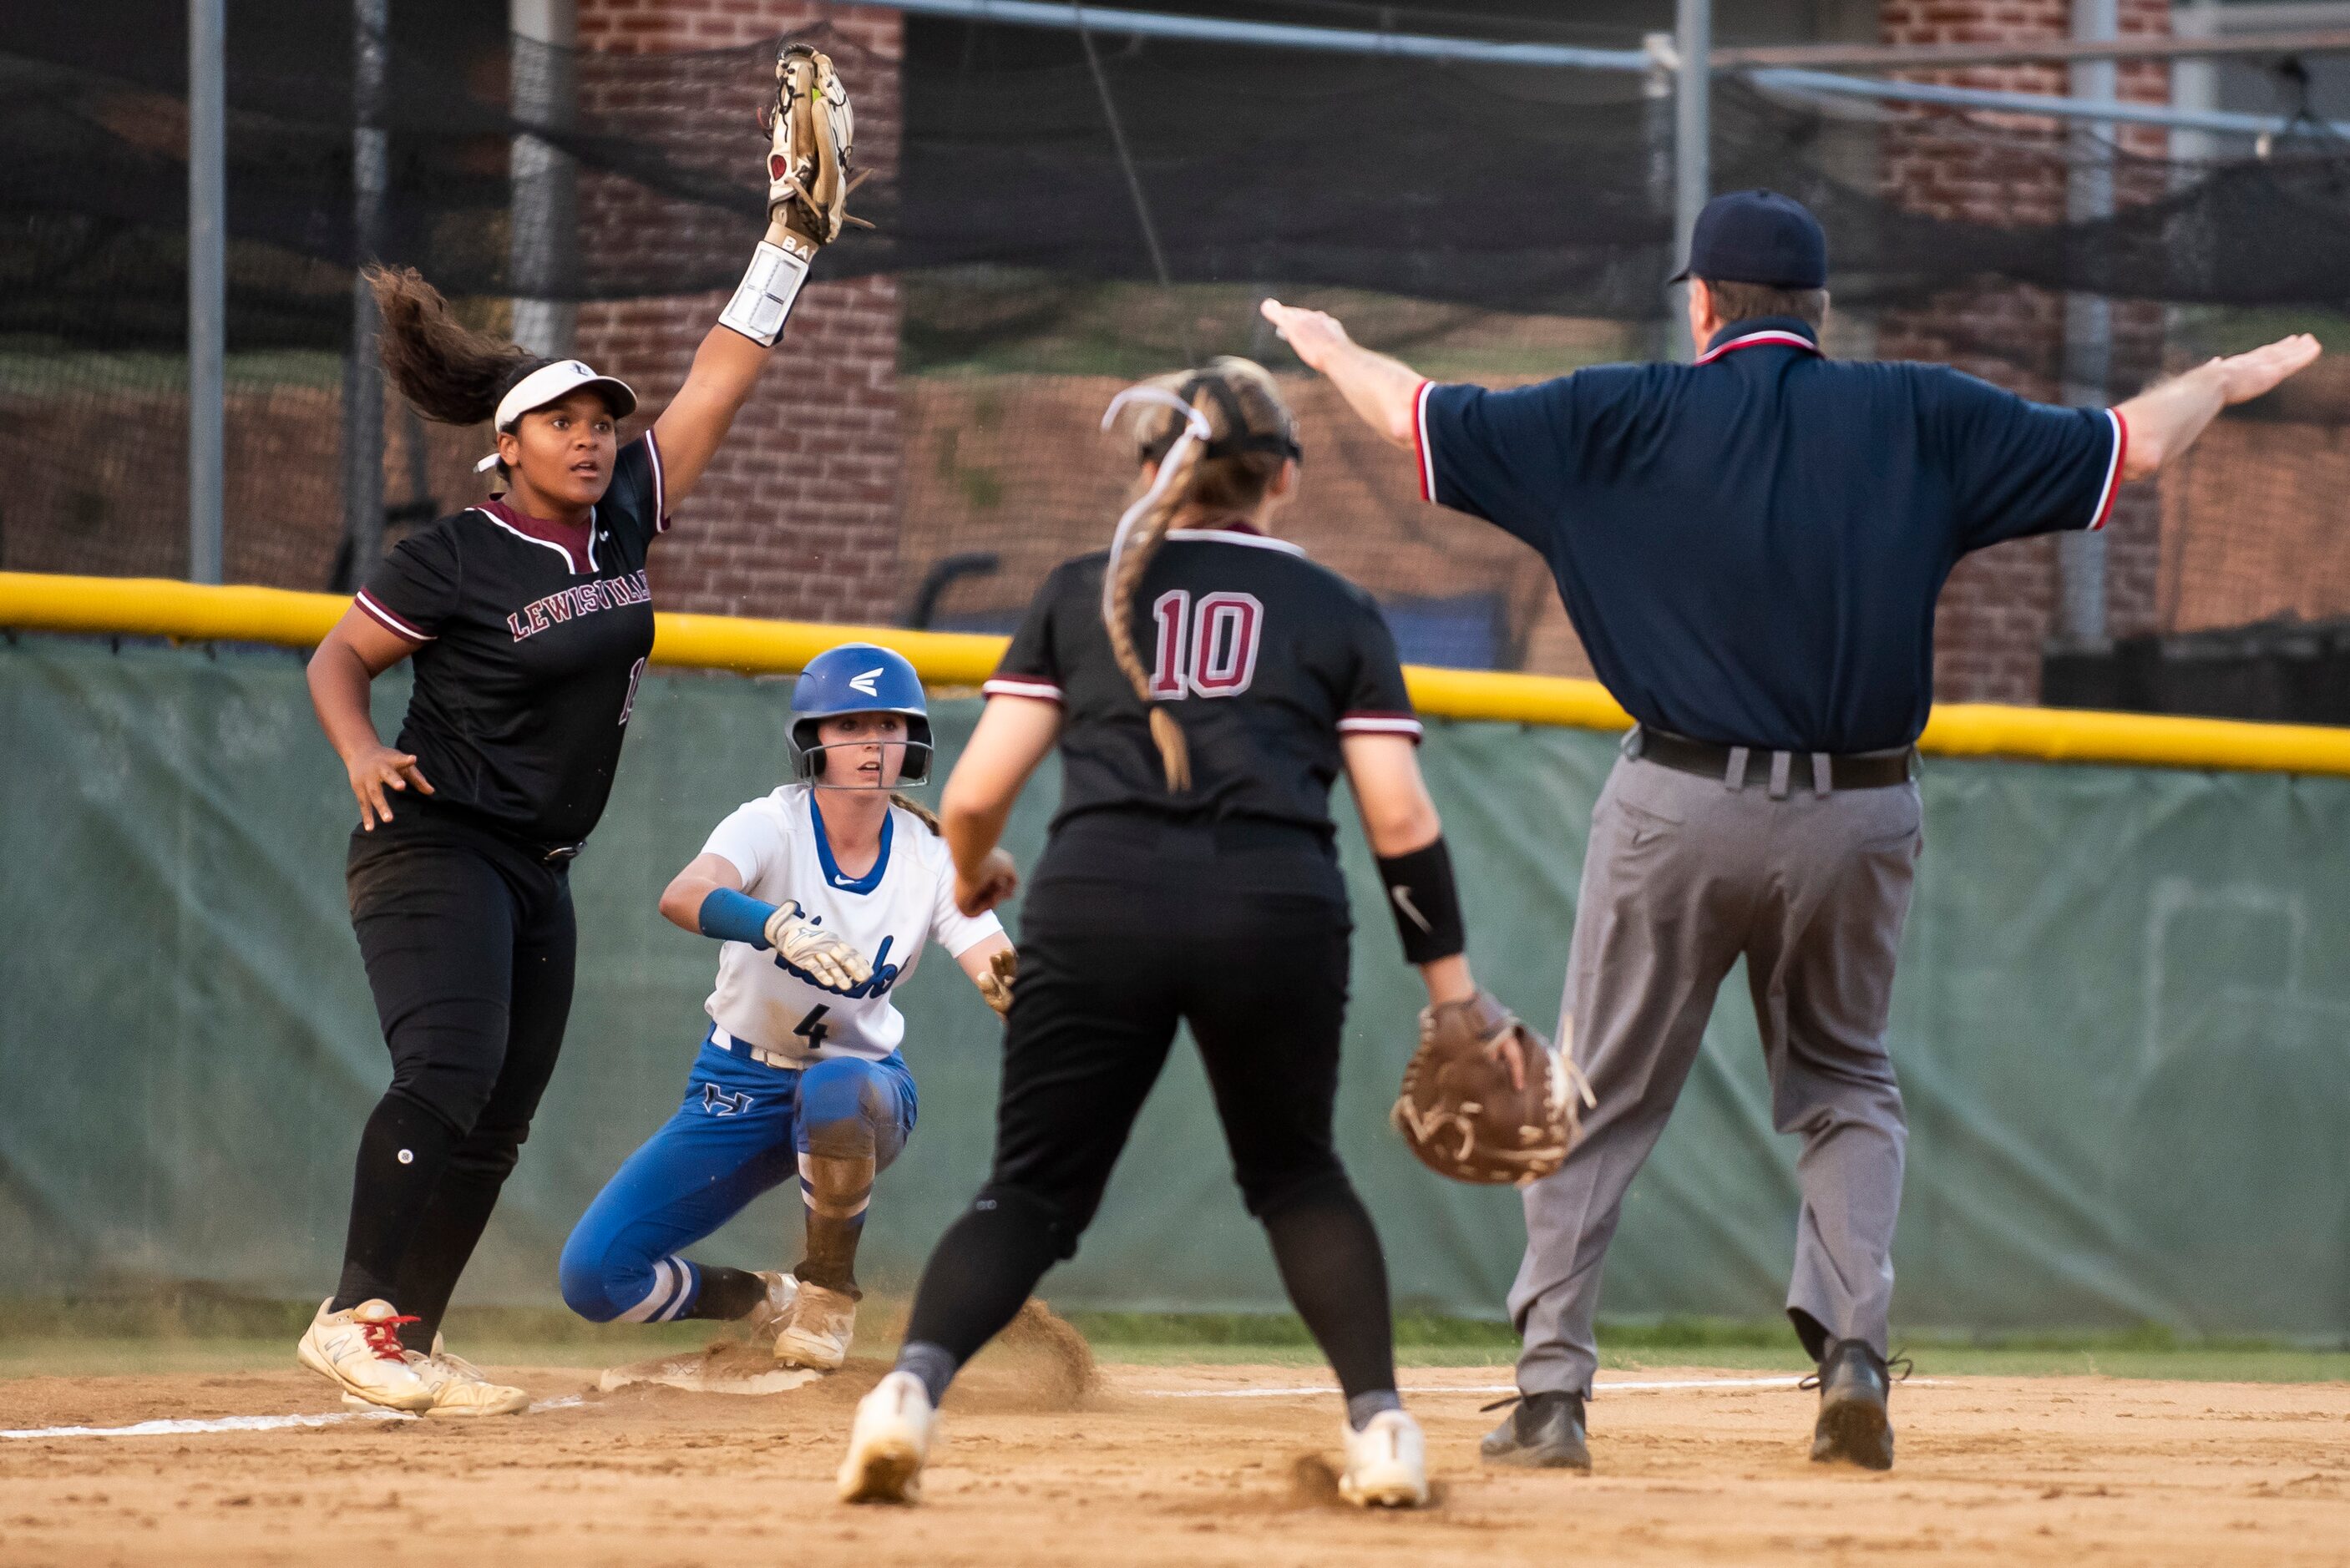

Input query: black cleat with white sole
[1808,1338,1899,1470]
[1478,1389,1590,1470]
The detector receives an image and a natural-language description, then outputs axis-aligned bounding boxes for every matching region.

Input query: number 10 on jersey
[1148,590,1264,700]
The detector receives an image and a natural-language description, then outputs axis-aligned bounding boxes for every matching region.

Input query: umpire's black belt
[1628,726,1915,795]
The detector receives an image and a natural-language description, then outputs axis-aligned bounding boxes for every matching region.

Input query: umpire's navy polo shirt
[1416,316,2125,753]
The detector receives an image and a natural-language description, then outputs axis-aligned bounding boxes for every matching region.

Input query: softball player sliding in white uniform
[560,644,1015,1368]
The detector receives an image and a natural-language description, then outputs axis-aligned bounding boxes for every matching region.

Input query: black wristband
[1375,838,1466,965]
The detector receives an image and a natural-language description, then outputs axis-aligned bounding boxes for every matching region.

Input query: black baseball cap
[1669,190,1828,290]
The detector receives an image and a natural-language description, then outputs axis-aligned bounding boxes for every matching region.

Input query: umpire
[1266,189,2317,1472]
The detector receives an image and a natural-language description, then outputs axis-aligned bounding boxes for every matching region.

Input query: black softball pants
[902,817,1399,1402]
[332,812,575,1348]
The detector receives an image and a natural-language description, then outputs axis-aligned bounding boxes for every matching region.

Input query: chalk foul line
[1143,1374,1942,1399]
[1,1394,584,1441]
[4,1375,1943,1438]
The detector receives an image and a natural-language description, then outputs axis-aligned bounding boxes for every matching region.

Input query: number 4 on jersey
[793,1004,831,1050]
[1149,589,1264,700]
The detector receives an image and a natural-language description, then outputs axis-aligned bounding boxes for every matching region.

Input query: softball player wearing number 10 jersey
[560,645,1015,1370]
[839,359,1508,1510]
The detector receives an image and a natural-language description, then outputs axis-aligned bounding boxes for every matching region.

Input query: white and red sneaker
[295,1298,434,1413]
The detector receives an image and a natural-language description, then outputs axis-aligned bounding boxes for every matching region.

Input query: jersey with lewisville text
[355,432,670,847]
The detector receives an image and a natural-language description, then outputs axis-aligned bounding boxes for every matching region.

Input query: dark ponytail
[364,265,544,426]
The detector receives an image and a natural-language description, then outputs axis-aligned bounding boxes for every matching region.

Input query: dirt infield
[5,1336,2349,1566]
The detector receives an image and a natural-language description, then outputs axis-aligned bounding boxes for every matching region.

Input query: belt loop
[1623,724,1646,760]
[1811,751,1833,799]
[1724,745,1750,792]
[1768,750,1791,800]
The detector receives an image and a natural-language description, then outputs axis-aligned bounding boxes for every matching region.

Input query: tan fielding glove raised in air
[764,41,864,260]
[722,41,866,347]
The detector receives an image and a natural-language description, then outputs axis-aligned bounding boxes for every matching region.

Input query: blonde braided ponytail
[1097,360,1302,794]
[1101,392,1210,790]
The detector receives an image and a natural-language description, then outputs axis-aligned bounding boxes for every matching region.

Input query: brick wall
[1876,0,2170,704]
[556,0,2184,681]
[574,0,903,620]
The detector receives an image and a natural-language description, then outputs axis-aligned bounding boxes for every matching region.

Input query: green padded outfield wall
[3,636,2347,1336]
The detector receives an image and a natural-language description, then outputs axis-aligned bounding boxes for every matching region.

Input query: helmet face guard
[789,715,933,787]
[788,643,933,788]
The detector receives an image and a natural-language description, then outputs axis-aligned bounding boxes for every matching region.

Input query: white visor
[474,359,639,474]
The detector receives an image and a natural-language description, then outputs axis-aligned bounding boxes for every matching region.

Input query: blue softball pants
[559,1027,916,1323]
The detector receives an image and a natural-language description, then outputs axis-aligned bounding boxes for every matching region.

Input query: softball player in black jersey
[292,50,871,1414]
[837,359,1516,1509]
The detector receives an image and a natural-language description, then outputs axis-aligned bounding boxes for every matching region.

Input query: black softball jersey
[984,527,1421,841]
[353,431,667,847]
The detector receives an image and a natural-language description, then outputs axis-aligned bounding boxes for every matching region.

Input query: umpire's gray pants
[1509,741,1922,1399]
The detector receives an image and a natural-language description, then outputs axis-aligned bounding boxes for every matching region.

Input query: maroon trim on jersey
[1339,711,1424,742]
[475,498,596,574]
[1693,328,1822,366]
[2087,408,2126,532]
[1164,529,1306,559]
[982,676,1064,704]
[641,428,671,533]
[354,589,433,643]
[1412,379,1436,503]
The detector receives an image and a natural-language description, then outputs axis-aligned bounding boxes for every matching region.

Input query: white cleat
[1338,1409,1431,1509]
[774,1282,857,1371]
[744,1271,801,1342]
[398,1335,529,1418]
[296,1298,435,1414]
[837,1369,936,1505]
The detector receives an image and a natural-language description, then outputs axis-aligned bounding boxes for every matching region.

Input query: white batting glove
[764,900,872,993]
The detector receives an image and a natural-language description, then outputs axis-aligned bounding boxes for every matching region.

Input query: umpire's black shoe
[1808,1338,1897,1470]
[1478,1390,1590,1470]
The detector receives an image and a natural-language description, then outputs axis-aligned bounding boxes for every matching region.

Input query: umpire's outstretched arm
[1261,299,1424,448]
[1264,296,2320,482]
[2109,335,2320,477]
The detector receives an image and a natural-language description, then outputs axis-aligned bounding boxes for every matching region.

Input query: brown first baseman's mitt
[1391,991,1594,1186]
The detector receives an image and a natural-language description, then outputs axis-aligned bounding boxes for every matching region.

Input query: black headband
[1138,372,1303,467]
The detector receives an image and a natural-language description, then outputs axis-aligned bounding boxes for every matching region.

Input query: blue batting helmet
[789,643,932,786]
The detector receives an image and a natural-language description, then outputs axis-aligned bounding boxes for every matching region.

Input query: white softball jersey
[699,783,1002,1065]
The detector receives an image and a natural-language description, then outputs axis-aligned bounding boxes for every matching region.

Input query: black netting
[16,20,2350,331]
[6,5,2350,687]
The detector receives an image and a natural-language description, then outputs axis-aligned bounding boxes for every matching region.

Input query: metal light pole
[1641,33,1677,362]
[2059,0,2116,647]
[510,0,579,358]
[338,0,389,589]
[1671,0,1711,362]
[2169,0,2221,168]
[187,0,225,584]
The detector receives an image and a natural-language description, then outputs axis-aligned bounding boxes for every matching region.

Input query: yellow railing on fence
[7,570,2350,778]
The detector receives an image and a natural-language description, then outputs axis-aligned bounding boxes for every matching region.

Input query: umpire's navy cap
[1669,190,1828,289]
